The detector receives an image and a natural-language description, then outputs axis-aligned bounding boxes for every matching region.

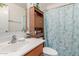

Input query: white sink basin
[0,39,31,54]
[0,38,45,56]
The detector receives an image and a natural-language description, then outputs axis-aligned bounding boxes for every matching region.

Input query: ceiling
[15,3,27,9]
[39,3,68,11]
[15,3,55,8]
[14,3,68,11]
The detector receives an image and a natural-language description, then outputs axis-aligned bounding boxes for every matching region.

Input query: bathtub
[0,38,45,56]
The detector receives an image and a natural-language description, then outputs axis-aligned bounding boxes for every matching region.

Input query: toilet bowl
[43,47,58,56]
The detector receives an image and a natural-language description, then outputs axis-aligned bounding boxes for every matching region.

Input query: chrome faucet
[9,35,17,44]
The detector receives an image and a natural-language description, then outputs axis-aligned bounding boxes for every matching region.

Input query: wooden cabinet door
[24,44,43,56]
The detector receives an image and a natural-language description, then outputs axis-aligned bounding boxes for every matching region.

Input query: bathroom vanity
[0,38,44,56]
[23,38,44,56]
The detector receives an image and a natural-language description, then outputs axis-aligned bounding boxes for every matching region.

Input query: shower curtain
[44,3,79,56]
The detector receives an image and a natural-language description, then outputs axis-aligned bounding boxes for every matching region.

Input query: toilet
[43,47,58,56]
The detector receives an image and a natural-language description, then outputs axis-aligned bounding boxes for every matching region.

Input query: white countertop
[0,38,45,56]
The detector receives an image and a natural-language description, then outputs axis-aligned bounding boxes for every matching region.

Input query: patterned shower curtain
[44,3,79,56]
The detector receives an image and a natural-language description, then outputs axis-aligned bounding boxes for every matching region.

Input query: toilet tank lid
[43,47,58,55]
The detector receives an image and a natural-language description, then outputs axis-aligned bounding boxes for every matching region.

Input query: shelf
[30,6,44,38]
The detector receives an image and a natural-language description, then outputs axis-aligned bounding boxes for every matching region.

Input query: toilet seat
[43,47,58,56]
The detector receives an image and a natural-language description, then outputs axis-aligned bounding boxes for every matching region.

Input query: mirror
[0,3,26,32]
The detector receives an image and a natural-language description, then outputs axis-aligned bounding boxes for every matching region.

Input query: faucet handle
[12,35,16,39]
[8,35,17,44]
